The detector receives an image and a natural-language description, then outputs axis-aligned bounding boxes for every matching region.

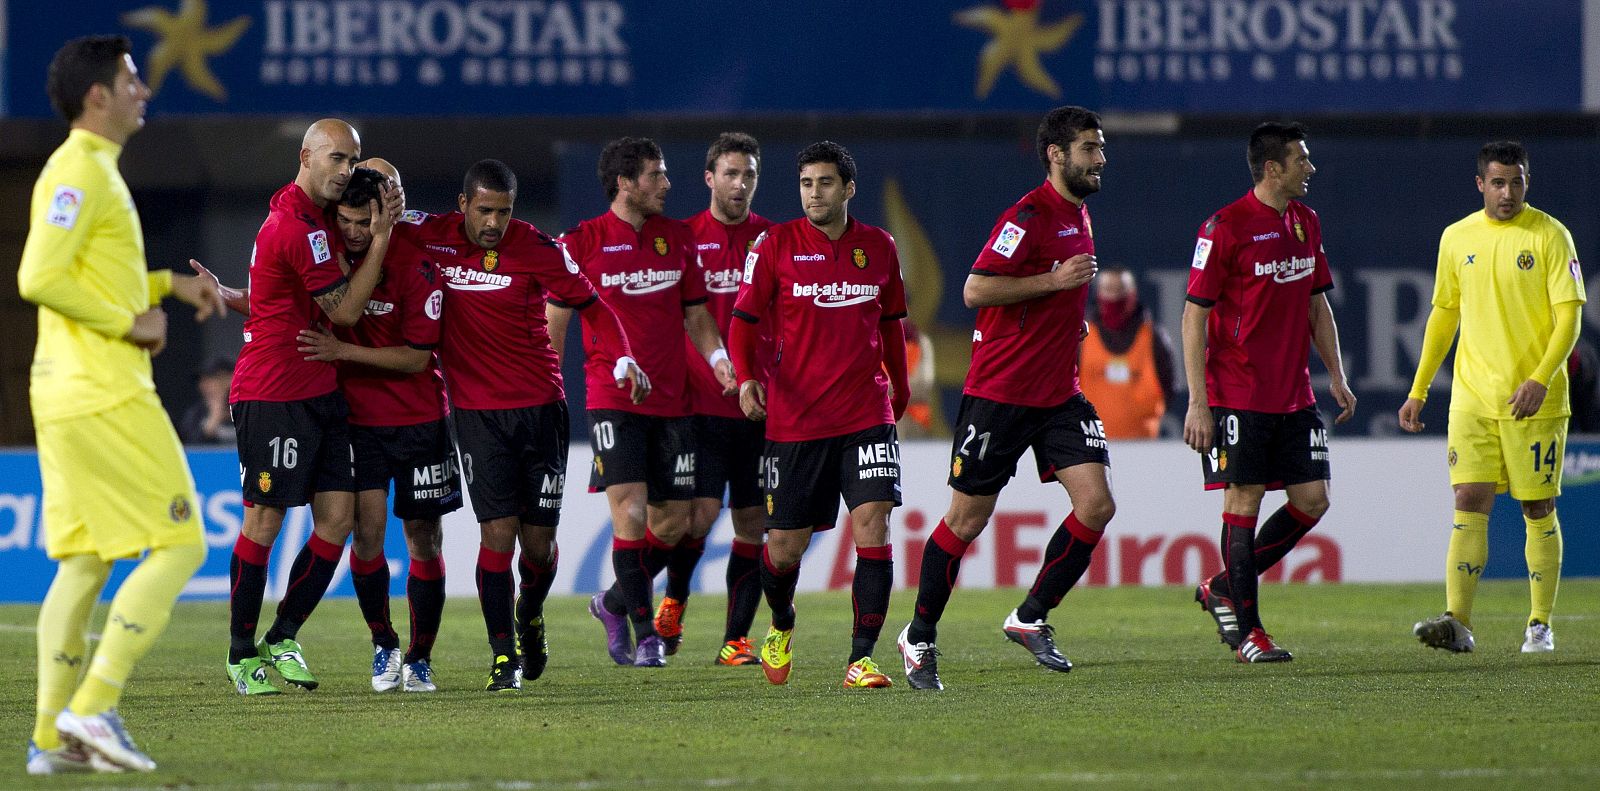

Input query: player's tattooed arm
[318,191,400,326]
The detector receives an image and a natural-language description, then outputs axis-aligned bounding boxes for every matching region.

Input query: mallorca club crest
[852,247,868,269]
[766,494,775,516]
[257,471,273,494]
[1293,221,1305,243]
[483,250,499,272]
[1218,450,1228,471]
[653,236,669,256]
[1517,250,1535,271]
[951,456,964,478]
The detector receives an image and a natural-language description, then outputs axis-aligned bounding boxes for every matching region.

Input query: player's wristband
[613,356,637,380]
[707,348,730,369]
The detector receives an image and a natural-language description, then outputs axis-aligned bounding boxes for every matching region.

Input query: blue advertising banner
[0,1,1585,117]
[0,449,411,603]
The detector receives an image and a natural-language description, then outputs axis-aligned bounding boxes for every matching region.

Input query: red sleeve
[1309,213,1334,294]
[881,238,908,321]
[288,226,347,298]
[970,207,1033,276]
[880,318,909,421]
[730,230,775,384]
[398,247,442,349]
[539,239,602,309]
[680,238,709,306]
[1185,215,1228,306]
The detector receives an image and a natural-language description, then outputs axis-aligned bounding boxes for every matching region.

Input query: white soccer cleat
[1521,620,1555,653]
[55,709,155,772]
[371,646,403,692]
[401,658,438,692]
[26,739,95,775]
[1413,613,1475,653]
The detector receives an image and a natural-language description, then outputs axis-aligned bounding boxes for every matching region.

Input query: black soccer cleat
[1196,580,1244,649]
[485,654,522,691]
[1235,628,1293,663]
[518,615,549,682]
[897,624,944,691]
[1001,610,1072,673]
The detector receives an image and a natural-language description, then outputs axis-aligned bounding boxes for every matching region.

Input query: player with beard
[396,159,644,690]
[1183,122,1356,663]
[896,106,1116,690]
[555,137,735,668]
[293,162,460,692]
[658,132,774,665]
[729,141,910,689]
[225,119,401,695]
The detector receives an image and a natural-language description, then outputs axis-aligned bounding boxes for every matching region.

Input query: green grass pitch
[2,580,1598,789]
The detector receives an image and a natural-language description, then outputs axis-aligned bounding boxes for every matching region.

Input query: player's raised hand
[191,259,249,315]
[1397,397,1426,433]
[172,264,227,321]
[1183,400,1213,453]
[615,357,650,404]
[1508,379,1548,420]
[714,357,738,396]
[740,380,768,422]
[1049,253,1097,291]
[297,328,347,362]
[1329,379,1357,424]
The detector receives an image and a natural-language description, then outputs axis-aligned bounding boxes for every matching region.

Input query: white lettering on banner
[1093,0,1464,87]
[260,0,631,88]
[0,494,37,551]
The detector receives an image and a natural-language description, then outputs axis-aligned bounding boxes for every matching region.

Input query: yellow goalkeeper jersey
[17,128,171,424]
[1432,203,1586,420]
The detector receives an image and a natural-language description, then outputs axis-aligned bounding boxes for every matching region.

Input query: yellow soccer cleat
[843,656,892,689]
[760,625,793,685]
[717,637,760,666]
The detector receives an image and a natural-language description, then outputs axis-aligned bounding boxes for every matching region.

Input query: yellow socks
[67,542,205,717]
[1524,511,1562,625]
[33,554,112,749]
[1444,510,1489,628]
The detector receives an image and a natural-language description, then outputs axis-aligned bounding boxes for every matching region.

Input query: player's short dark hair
[1036,106,1102,172]
[463,159,517,200]
[705,132,761,173]
[46,35,131,123]
[598,137,663,200]
[796,141,856,184]
[1478,141,1529,178]
[1247,122,1309,183]
[338,167,388,209]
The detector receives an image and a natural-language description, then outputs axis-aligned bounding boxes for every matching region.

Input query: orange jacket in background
[1080,321,1164,438]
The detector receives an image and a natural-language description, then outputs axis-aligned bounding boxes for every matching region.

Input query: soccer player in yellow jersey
[1399,141,1584,655]
[19,36,226,774]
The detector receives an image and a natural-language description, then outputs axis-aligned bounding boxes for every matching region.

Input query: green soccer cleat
[226,656,282,696]
[258,638,318,690]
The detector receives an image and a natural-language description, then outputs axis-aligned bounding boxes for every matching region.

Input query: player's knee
[152,541,207,577]
[1522,499,1555,519]
[1293,494,1330,520]
[730,509,765,543]
[1076,496,1116,530]
[1452,486,1494,514]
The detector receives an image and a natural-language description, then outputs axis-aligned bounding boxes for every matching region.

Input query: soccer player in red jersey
[1182,122,1356,663]
[895,106,1115,691]
[669,132,775,666]
[728,141,910,689]
[225,119,401,695]
[293,162,459,693]
[394,159,644,690]
[554,137,735,668]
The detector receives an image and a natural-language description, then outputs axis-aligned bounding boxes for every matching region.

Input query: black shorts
[233,392,356,508]
[352,419,463,520]
[453,402,570,526]
[764,424,901,531]
[1200,406,1330,490]
[946,393,1111,497]
[693,414,765,509]
[587,410,696,502]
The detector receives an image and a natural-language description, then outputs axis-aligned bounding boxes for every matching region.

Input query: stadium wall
[3,439,1598,604]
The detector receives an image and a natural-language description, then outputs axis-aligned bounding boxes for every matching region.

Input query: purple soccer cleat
[633,635,666,668]
[589,592,634,665]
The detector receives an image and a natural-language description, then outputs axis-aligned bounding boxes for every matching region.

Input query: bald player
[224,119,402,695]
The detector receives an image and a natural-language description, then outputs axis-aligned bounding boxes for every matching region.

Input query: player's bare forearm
[684,303,725,358]
[298,328,429,374]
[1309,293,1357,423]
[962,255,1095,308]
[169,272,227,321]
[546,303,574,362]
[1180,301,1214,452]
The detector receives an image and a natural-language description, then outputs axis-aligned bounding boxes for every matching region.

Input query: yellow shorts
[1446,411,1566,500]
[35,391,205,561]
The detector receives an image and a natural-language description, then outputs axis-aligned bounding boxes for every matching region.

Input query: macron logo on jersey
[1254,255,1316,283]
[601,243,634,253]
[442,264,511,291]
[792,253,827,262]
[697,242,722,252]
[793,281,880,307]
[601,269,681,295]
[705,268,742,293]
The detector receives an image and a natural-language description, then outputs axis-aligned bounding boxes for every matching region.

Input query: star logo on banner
[121,0,251,102]
[954,0,1081,100]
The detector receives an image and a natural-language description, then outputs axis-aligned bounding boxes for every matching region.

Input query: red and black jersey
[965,180,1095,408]
[332,236,447,427]
[1186,190,1334,414]
[231,182,347,403]
[732,217,907,442]
[685,209,775,419]
[395,211,602,411]
[560,211,708,417]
